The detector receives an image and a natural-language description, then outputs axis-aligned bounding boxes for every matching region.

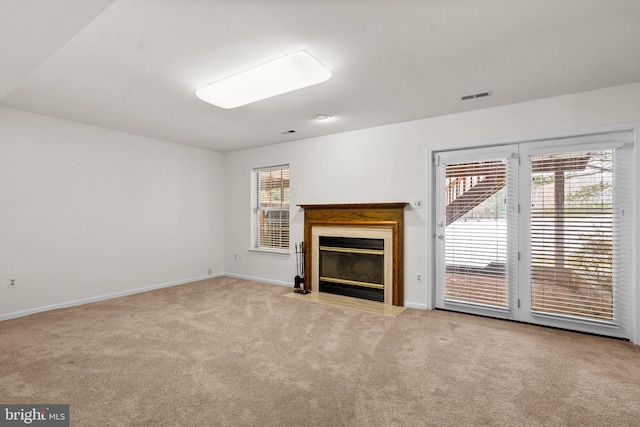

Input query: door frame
[433,144,519,321]
[426,123,639,343]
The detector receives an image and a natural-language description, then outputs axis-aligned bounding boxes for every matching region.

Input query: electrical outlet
[8,278,16,288]
[208,268,212,276]
[412,200,423,209]
[416,274,423,283]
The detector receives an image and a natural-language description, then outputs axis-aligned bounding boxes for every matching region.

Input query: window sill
[249,248,291,256]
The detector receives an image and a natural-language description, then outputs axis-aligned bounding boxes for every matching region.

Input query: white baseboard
[224,273,293,288]
[0,273,223,322]
[404,301,429,310]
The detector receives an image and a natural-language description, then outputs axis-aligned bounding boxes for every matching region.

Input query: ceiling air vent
[461,91,491,101]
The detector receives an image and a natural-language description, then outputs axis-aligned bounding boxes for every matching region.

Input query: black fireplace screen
[319,236,384,302]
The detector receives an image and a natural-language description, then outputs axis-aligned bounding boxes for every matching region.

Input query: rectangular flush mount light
[196,51,331,109]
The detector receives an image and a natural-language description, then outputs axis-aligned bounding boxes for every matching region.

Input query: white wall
[0,107,224,319]
[223,82,640,342]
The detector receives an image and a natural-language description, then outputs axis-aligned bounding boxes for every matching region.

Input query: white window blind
[254,165,290,250]
[444,159,513,308]
[529,149,618,322]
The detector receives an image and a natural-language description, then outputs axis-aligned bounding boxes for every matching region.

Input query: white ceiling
[2,0,640,152]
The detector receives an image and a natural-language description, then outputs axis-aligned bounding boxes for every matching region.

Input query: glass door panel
[445,160,508,308]
[435,146,519,318]
[529,150,614,321]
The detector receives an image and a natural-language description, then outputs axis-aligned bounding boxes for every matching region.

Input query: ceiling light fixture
[316,114,331,121]
[196,51,331,109]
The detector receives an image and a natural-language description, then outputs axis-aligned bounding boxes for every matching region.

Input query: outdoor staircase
[445,169,506,226]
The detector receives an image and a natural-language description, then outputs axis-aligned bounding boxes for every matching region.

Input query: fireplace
[299,203,408,306]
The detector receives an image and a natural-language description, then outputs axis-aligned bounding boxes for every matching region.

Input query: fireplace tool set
[294,242,309,294]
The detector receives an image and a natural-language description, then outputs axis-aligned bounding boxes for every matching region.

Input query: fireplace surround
[299,203,408,306]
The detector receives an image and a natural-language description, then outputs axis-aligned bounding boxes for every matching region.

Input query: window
[252,165,290,251]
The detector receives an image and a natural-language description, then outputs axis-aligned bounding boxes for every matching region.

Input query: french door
[434,132,632,338]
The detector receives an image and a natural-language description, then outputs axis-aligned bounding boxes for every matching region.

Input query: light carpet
[1,276,639,426]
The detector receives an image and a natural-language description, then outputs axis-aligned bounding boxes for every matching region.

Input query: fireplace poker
[294,241,309,294]
[294,243,300,288]
[300,241,305,277]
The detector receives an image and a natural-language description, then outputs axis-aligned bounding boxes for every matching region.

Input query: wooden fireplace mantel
[298,203,409,306]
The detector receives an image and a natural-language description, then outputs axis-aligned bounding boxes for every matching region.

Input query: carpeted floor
[1,276,639,426]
